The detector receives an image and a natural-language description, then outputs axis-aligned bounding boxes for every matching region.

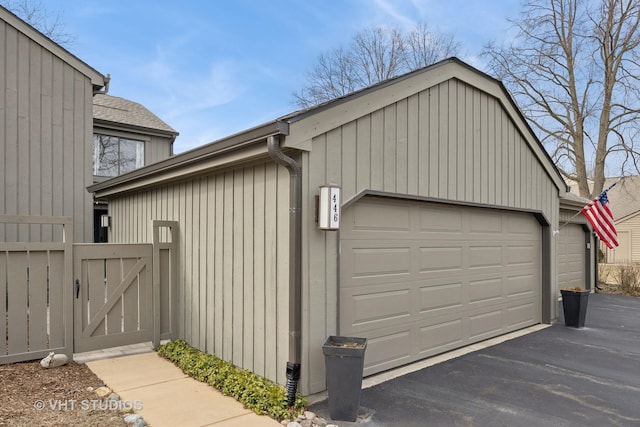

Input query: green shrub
[157,339,306,420]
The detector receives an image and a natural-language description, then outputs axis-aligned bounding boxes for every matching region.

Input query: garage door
[340,197,542,376]
[557,224,586,289]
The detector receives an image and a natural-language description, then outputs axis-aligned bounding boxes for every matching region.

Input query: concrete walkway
[84,351,280,427]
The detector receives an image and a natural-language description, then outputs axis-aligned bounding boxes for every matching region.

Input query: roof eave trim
[88,120,289,193]
[93,119,179,138]
[559,198,588,210]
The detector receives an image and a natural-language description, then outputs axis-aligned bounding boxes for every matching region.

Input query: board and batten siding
[107,161,291,385]
[559,208,588,224]
[0,19,95,243]
[300,78,561,394]
[145,134,173,163]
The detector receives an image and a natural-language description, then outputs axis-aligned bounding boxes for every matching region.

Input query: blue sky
[42,0,522,153]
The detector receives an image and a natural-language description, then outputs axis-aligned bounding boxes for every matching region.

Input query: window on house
[93,134,144,177]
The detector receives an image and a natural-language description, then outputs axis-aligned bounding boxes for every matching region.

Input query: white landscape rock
[39,352,69,368]
[94,386,112,398]
[124,414,147,426]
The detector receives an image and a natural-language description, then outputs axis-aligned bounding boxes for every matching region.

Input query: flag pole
[554,210,584,235]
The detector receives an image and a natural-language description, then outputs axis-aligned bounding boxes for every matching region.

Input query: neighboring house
[608,176,640,263]
[92,93,178,241]
[567,176,640,263]
[90,58,593,395]
[0,6,177,243]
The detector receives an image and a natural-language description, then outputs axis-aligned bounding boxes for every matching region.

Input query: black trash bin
[560,288,590,328]
[322,336,367,422]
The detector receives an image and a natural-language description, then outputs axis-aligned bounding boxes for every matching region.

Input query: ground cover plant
[157,339,306,421]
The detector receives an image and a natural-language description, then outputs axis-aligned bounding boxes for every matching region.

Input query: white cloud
[151,60,245,117]
[370,0,416,29]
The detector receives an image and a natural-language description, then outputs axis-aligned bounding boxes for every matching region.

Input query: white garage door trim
[340,196,543,376]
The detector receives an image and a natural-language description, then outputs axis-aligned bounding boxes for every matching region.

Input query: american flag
[582,187,618,249]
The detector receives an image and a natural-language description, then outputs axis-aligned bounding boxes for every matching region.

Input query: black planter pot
[322,336,367,422]
[560,289,590,328]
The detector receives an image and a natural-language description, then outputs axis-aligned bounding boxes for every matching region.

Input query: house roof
[0,5,105,88]
[567,176,640,221]
[559,191,591,209]
[93,94,178,136]
[89,57,566,197]
[605,176,640,221]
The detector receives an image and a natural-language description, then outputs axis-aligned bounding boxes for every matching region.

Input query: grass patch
[157,339,306,421]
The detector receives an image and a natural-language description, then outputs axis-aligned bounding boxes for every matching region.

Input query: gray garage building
[89,58,588,395]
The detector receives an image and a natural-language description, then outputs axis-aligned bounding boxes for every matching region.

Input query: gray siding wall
[0,20,95,243]
[146,134,173,163]
[300,78,561,394]
[559,208,588,224]
[107,161,291,385]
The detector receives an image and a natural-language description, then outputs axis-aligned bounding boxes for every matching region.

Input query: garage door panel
[364,330,412,374]
[344,202,411,238]
[358,306,537,376]
[506,302,537,328]
[351,246,411,277]
[345,288,412,329]
[468,277,503,304]
[507,273,538,296]
[341,197,542,376]
[419,282,463,313]
[468,211,502,234]
[566,242,582,253]
[557,224,586,289]
[468,310,503,339]
[507,244,539,266]
[419,319,464,354]
[469,245,503,268]
[341,241,413,287]
[418,207,464,233]
[420,246,463,272]
[508,214,540,234]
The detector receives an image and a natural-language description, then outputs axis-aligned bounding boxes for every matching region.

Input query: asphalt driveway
[310,293,640,426]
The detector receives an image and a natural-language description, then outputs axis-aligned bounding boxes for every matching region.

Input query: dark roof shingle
[93,94,177,135]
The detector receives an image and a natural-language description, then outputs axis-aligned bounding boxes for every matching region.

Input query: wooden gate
[73,244,154,353]
[1,217,178,363]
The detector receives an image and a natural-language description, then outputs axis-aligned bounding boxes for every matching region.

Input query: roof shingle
[93,94,177,135]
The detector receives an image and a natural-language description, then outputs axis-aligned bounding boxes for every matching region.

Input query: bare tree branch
[483,0,640,198]
[1,0,75,46]
[292,22,460,109]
